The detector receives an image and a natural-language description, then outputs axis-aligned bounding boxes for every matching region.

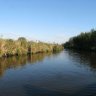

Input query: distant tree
[18,37,27,42]
[64,29,96,51]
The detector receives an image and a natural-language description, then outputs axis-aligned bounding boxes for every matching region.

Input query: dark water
[0,50,96,96]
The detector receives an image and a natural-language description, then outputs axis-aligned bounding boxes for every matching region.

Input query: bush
[0,37,63,57]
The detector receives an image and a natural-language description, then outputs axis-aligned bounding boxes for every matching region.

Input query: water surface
[0,50,96,96]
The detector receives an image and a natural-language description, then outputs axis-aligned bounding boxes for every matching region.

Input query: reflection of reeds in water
[27,52,52,64]
[0,52,52,77]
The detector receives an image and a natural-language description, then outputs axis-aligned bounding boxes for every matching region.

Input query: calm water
[0,50,96,96]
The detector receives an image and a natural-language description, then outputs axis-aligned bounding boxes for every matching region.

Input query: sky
[0,0,96,43]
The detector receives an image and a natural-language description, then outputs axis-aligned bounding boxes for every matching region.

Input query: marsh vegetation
[0,37,63,57]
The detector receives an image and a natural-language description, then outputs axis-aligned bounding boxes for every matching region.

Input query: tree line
[0,37,63,57]
[64,29,96,51]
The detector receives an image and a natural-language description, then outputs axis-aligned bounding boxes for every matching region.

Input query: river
[0,50,96,96]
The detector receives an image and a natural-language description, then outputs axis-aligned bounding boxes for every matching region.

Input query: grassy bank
[0,37,63,57]
[64,29,96,51]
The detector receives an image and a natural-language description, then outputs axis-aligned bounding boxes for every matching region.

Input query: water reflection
[0,50,96,96]
[0,53,52,77]
[66,49,96,71]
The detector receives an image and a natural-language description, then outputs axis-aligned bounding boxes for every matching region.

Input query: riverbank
[0,37,63,57]
[63,29,96,51]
